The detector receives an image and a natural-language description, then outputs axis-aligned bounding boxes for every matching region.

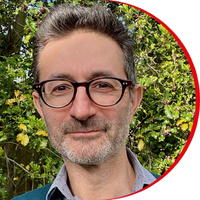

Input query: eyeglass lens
[41,78,123,107]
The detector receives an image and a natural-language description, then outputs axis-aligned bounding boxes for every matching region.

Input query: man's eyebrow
[48,70,117,82]
[48,73,75,81]
[87,71,116,80]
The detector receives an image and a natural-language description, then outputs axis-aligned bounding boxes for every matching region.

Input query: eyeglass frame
[32,76,135,108]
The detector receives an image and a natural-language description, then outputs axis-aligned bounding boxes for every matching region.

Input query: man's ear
[129,84,143,124]
[32,91,44,119]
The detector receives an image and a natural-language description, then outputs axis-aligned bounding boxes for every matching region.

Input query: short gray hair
[32,5,136,84]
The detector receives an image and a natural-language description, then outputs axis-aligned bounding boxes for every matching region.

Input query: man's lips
[68,130,100,135]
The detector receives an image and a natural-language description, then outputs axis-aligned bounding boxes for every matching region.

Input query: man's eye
[96,83,111,88]
[93,81,113,89]
[55,86,67,91]
[52,84,72,94]
[91,82,114,92]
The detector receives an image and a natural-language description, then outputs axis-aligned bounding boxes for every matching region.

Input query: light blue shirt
[46,148,156,200]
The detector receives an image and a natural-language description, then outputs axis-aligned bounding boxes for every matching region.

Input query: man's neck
[64,146,136,200]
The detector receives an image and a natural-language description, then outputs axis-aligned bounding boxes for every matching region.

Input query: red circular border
[109,0,200,199]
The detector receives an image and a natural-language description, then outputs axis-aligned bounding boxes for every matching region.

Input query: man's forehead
[38,32,126,82]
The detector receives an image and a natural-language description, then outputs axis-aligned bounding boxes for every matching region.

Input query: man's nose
[69,87,96,121]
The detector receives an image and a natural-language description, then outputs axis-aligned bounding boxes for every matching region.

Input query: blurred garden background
[0,0,196,199]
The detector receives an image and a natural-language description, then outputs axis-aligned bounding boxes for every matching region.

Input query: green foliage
[119,5,195,175]
[0,1,195,199]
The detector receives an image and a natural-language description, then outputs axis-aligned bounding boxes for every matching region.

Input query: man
[13,4,159,200]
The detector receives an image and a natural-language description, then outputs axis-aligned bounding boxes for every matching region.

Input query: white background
[117,0,200,199]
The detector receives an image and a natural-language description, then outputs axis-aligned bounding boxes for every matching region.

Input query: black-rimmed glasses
[32,77,134,108]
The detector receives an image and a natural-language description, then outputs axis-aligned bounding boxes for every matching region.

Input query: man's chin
[60,140,113,165]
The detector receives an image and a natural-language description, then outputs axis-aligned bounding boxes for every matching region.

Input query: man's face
[33,31,142,165]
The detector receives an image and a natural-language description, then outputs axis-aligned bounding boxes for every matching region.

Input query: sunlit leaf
[181,123,188,131]
[25,165,30,170]
[36,130,48,137]
[24,34,31,44]
[189,122,193,131]
[16,133,29,146]
[136,134,144,138]
[19,94,26,101]
[13,177,19,181]
[176,119,187,126]
[5,98,16,106]
[16,133,23,142]
[18,124,27,131]
[138,140,144,151]
[39,139,47,149]
[164,105,179,119]
[14,90,20,97]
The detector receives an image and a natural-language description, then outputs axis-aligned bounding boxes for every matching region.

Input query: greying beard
[45,104,131,165]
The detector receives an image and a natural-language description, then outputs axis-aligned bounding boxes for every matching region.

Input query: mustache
[59,117,111,134]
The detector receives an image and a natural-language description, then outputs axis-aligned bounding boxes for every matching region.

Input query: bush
[0,1,196,199]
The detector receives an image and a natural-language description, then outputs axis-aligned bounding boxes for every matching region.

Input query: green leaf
[151,131,159,139]
[0,147,4,156]
[158,135,165,142]
[0,136,7,142]
[164,105,179,119]
[39,139,47,149]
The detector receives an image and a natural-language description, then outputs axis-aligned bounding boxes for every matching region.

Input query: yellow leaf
[5,99,9,105]
[25,165,30,170]
[16,133,24,142]
[24,34,31,44]
[176,119,187,126]
[19,94,26,101]
[189,122,193,131]
[5,98,16,106]
[136,134,144,139]
[18,124,27,131]
[21,134,29,146]
[36,130,48,137]
[138,140,144,151]
[143,109,147,115]
[16,133,29,146]
[181,123,188,131]
[13,177,19,181]
[14,90,20,97]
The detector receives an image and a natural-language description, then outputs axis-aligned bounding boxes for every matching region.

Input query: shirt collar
[46,164,79,200]
[46,148,156,200]
[126,148,156,193]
